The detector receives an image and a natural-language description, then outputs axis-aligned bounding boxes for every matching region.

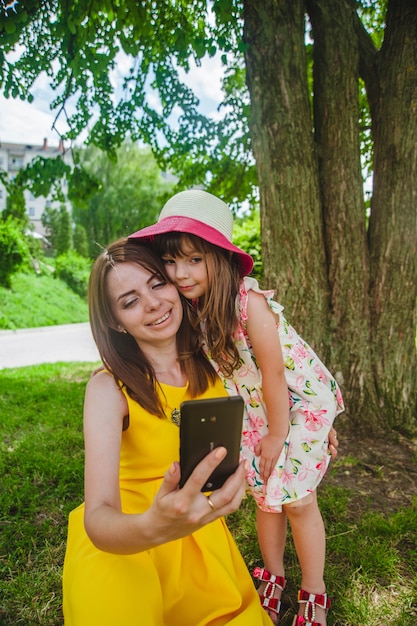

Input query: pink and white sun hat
[129,189,254,276]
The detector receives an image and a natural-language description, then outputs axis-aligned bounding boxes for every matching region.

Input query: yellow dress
[62,377,271,625]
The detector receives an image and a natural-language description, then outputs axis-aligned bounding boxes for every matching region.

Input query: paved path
[0,323,100,370]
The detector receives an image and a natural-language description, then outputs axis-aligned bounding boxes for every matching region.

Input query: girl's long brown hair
[153,233,242,377]
[88,238,217,417]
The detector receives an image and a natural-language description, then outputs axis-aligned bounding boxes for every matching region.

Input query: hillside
[0,272,89,330]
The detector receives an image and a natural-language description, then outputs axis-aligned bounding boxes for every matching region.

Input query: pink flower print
[298,463,316,482]
[293,375,307,394]
[283,321,296,340]
[316,456,328,478]
[313,363,329,383]
[291,342,309,366]
[246,466,257,485]
[336,387,344,409]
[242,429,261,451]
[247,412,266,430]
[254,492,266,508]
[268,484,286,501]
[302,401,330,431]
[237,363,258,379]
[281,468,295,485]
[286,438,295,457]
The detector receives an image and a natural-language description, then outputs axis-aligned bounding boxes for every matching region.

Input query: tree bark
[243,0,379,432]
[368,0,417,429]
[243,0,331,354]
[243,0,417,433]
[306,0,380,429]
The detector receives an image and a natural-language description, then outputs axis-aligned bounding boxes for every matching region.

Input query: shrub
[54,251,91,298]
[233,212,263,282]
[0,217,30,288]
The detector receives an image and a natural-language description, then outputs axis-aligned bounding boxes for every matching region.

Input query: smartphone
[179,395,244,491]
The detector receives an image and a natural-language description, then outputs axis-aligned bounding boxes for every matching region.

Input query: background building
[0,138,73,237]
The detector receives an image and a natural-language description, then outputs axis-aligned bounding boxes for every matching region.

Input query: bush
[54,251,92,298]
[233,212,263,282]
[0,217,30,288]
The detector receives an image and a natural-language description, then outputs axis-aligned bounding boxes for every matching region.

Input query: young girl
[129,190,344,626]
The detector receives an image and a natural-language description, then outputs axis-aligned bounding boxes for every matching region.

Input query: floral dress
[205,277,345,513]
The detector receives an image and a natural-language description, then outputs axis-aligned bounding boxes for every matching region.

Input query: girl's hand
[254,433,287,483]
[328,427,339,460]
[144,447,248,546]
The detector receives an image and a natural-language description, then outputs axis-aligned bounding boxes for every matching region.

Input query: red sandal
[292,589,331,626]
[253,566,286,623]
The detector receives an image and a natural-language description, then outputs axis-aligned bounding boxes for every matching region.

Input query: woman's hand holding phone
[145,447,247,547]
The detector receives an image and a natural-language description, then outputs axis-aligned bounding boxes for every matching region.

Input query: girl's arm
[83,371,248,555]
[246,290,290,482]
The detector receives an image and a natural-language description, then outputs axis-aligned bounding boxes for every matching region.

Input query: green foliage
[0,217,30,288]
[71,142,174,256]
[0,1,386,207]
[357,0,387,47]
[54,251,91,298]
[0,174,28,227]
[0,271,88,330]
[233,210,263,281]
[41,204,72,256]
[67,164,101,208]
[73,224,89,257]
[0,0,253,203]
[19,155,72,203]
[55,204,72,255]
[41,204,72,255]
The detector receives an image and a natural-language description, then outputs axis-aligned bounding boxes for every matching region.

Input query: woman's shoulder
[85,368,124,402]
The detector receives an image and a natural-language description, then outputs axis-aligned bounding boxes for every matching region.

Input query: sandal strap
[292,616,323,626]
[253,567,286,591]
[253,567,286,616]
[296,589,331,625]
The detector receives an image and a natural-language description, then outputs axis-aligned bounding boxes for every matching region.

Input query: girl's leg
[256,508,287,577]
[284,492,328,625]
[255,508,288,623]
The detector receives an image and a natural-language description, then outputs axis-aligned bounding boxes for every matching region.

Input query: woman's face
[106,261,183,347]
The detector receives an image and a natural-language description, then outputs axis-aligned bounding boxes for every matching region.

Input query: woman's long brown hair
[153,233,242,377]
[88,238,217,417]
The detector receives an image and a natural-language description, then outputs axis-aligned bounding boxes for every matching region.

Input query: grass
[0,272,88,330]
[0,363,416,625]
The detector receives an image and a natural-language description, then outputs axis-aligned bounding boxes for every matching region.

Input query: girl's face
[106,261,182,348]
[161,239,210,301]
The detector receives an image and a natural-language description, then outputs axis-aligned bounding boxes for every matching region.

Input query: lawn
[1,362,416,625]
[0,272,88,330]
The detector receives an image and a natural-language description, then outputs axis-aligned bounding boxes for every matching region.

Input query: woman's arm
[83,372,248,555]
[246,290,290,482]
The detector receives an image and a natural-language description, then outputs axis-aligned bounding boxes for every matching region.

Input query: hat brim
[129,216,254,276]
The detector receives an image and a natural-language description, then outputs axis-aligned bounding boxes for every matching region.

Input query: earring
[118,326,127,334]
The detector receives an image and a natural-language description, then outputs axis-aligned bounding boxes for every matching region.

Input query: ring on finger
[206,495,215,511]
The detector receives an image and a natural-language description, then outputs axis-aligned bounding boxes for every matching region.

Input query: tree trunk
[243,0,383,432]
[306,0,380,429]
[368,0,417,430]
[243,0,331,354]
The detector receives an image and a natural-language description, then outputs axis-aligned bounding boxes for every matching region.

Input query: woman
[62,239,271,625]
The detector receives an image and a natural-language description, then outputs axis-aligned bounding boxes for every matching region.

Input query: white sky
[0,53,226,149]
